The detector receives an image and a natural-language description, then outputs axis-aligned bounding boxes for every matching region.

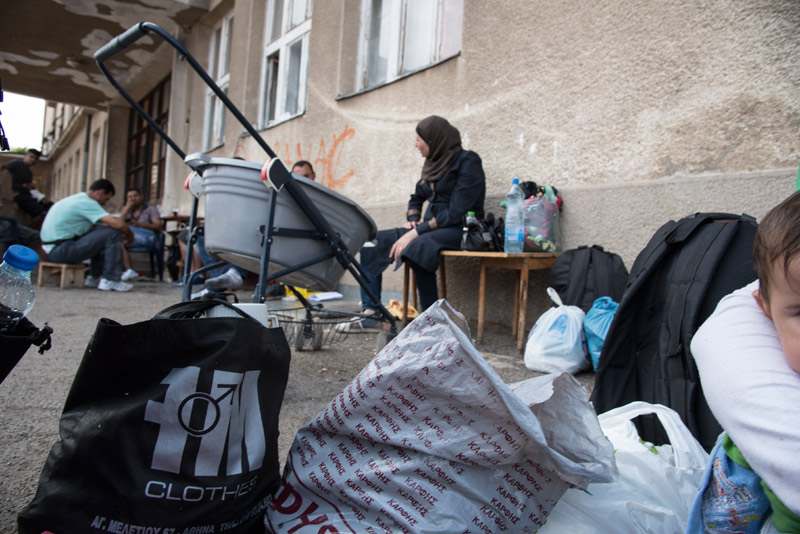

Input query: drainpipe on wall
[81,113,92,191]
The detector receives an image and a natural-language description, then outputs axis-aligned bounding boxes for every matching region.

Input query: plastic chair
[127,231,165,281]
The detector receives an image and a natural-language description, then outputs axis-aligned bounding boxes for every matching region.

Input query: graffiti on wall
[235,125,356,190]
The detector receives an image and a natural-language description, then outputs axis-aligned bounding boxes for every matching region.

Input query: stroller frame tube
[95,22,397,335]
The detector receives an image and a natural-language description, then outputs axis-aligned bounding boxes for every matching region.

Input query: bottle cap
[3,245,39,271]
[512,178,520,184]
[467,211,475,216]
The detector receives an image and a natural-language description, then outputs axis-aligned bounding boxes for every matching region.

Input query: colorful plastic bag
[523,185,561,252]
[584,296,619,370]
[524,287,589,374]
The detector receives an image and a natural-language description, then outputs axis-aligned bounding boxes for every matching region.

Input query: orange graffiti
[270,125,356,190]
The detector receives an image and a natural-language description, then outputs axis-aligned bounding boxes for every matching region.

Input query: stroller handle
[94,22,151,63]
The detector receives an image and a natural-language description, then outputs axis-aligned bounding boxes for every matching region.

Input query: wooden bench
[403,251,558,352]
[37,261,86,289]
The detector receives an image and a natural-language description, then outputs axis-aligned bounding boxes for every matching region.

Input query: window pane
[205,94,216,148]
[289,0,306,29]
[284,39,303,115]
[402,0,436,72]
[440,0,463,58]
[269,0,284,41]
[366,0,389,87]
[221,17,234,77]
[211,26,222,77]
[215,87,227,146]
[265,53,280,122]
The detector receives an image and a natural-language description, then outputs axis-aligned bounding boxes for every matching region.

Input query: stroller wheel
[312,328,325,351]
[294,331,306,351]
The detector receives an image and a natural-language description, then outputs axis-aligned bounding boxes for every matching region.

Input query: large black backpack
[590,213,758,451]
[548,245,629,313]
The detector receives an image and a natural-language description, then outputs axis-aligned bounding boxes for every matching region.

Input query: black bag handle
[152,293,258,322]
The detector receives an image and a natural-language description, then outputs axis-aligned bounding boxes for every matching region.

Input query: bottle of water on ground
[0,245,39,334]
[504,178,525,253]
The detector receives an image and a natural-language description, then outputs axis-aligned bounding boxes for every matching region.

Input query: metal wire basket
[270,306,354,351]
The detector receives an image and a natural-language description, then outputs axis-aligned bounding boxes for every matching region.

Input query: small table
[439,251,558,352]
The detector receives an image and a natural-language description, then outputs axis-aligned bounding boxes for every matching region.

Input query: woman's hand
[402,220,419,230]
[390,228,419,261]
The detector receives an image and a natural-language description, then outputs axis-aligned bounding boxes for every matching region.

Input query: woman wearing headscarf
[347,115,486,331]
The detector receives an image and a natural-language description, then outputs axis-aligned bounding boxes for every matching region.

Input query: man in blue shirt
[41,179,135,292]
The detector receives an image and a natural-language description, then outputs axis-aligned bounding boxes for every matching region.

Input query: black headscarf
[416,115,462,183]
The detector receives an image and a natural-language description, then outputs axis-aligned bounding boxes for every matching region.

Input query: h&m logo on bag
[144,366,265,476]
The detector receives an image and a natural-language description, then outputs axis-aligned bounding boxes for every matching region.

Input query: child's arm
[691,281,800,515]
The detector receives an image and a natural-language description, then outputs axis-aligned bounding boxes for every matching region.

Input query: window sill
[335,52,460,101]
[256,111,306,132]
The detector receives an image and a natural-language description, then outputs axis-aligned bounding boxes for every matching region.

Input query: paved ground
[0,279,595,532]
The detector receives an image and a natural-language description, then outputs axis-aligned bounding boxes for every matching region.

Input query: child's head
[753,190,800,374]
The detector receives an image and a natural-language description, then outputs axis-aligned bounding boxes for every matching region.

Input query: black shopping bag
[18,297,291,534]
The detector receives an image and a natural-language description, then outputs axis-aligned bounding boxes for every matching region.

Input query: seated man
[119,188,162,281]
[1,149,48,229]
[40,179,135,292]
[292,160,316,181]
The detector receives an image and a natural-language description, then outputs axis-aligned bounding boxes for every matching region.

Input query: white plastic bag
[524,287,589,374]
[539,401,710,534]
[265,300,616,533]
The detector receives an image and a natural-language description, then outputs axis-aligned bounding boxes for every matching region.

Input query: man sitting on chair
[40,179,135,292]
[119,188,162,281]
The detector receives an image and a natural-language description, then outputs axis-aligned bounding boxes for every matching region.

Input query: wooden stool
[38,261,86,289]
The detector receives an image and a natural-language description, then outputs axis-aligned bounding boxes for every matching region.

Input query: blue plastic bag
[584,296,619,370]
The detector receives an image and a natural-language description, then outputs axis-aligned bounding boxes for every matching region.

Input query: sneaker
[336,310,382,333]
[98,278,134,292]
[121,268,139,281]
[205,268,243,290]
[84,275,100,288]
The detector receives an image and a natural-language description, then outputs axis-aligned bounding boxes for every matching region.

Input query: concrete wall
[150,0,800,326]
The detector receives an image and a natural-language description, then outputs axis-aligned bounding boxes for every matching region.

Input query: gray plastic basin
[186,154,376,291]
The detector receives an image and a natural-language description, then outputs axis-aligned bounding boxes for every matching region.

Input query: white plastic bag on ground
[539,401,709,534]
[265,300,616,533]
[524,287,589,374]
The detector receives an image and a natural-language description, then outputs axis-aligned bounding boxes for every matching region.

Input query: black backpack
[548,245,628,313]
[590,213,758,451]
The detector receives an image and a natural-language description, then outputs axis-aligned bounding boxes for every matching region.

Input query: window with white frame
[357,0,463,91]
[203,13,234,150]
[261,0,313,127]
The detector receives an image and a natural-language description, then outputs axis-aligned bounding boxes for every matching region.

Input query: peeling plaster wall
[162,0,797,325]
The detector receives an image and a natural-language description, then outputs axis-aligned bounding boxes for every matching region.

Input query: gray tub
[186,154,376,291]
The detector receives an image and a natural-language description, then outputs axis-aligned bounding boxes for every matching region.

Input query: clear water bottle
[461,211,480,250]
[0,245,39,334]
[504,178,525,253]
[465,211,479,229]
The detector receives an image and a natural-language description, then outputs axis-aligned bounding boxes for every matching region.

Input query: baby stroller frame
[94,22,397,341]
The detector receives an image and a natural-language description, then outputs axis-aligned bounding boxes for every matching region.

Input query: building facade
[30,0,800,321]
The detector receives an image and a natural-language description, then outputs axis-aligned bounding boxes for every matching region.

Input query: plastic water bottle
[504,178,525,253]
[0,245,39,334]
[465,211,479,229]
[461,211,481,250]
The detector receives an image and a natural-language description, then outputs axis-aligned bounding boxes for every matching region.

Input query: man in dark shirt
[1,148,46,229]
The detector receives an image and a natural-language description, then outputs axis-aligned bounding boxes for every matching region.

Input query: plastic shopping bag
[524,287,589,374]
[523,185,561,253]
[584,296,619,370]
[539,401,709,534]
[265,300,617,533]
